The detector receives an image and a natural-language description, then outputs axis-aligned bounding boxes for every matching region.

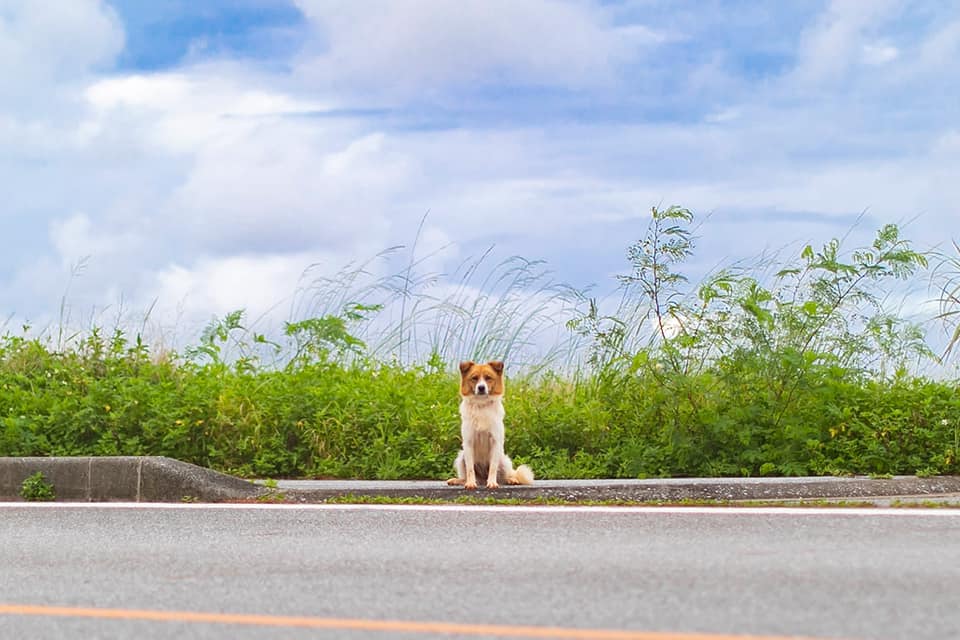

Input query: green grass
[2,208,960,480]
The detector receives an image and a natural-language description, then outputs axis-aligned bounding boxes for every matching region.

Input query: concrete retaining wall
[0,456,263,502]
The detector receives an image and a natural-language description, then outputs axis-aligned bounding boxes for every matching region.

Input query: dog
[447,360,534,490]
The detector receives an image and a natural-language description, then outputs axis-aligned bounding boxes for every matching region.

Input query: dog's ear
[488,361,504,374]
[459,361,475,375]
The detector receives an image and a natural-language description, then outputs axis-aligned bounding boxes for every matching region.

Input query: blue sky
[1,0,958,352]
[110,1,305,71]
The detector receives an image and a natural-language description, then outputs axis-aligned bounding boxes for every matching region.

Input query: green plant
[20,471,55,502]
[0,208,955,482]
[569,205,696,370]
[933,239,960,360]
[284,304,378,368]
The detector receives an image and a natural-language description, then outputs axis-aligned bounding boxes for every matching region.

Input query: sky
[1,0,958,354]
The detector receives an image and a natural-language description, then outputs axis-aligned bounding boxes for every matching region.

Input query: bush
[1,210,957,479]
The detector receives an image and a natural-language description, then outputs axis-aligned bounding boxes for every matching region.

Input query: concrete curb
[271,475,960,504]
[3,456,960,503]
[0,457,264,502]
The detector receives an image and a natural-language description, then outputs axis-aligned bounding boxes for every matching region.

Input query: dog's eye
[471,376,479,381]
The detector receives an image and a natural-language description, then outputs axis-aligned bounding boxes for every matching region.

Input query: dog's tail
[512,464,535,485]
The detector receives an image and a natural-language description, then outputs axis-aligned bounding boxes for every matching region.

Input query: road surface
[1,503,958,639]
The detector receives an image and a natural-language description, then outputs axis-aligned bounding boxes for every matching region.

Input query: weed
[319,494,886,508]
[20,472,55,502]
[889,499,960,509]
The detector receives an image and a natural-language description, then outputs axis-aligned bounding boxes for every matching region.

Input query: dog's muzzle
[475,383,488,395]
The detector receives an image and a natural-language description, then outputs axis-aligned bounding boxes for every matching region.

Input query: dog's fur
[447,360,534,490]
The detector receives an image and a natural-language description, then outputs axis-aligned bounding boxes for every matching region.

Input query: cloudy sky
[1,0,957,349]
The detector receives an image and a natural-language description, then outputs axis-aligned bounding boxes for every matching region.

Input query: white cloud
[78,71,410,259]
[292,0,655,96]
[151,253,316,324]
[0,0,123,102]
[48,212,140,269]
[705,107,741,124]
[166,126,409,256]
[861,42,899,65]
[791,0,900,85]
[85,72,329,153]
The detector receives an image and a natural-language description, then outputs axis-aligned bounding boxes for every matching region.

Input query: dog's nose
[476,384,487,395]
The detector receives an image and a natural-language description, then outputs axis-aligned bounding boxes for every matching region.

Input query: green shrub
[20,471,55,502]
[1,209,958,480]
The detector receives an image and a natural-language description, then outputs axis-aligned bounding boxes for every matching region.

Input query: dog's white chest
[460,398,504,433]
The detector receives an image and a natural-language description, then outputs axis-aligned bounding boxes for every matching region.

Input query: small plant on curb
[20,472,56,502]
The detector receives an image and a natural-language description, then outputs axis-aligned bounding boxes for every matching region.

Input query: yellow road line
[0,603,834,639]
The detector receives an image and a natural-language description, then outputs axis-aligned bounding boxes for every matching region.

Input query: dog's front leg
[486,444,501,490]
[463,443,478,490]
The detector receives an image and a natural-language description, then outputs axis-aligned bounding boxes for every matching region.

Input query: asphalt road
[2,503,959,640]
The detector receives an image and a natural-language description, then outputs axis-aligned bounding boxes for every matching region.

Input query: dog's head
[459,360,505,398]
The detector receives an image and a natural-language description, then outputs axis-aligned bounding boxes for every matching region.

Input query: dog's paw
[464,481,478,491]
[506,476,521,485]
[447,478,464,486]
[486,480,499,490]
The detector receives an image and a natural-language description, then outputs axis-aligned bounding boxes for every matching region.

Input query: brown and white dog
[447,360,534,490]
